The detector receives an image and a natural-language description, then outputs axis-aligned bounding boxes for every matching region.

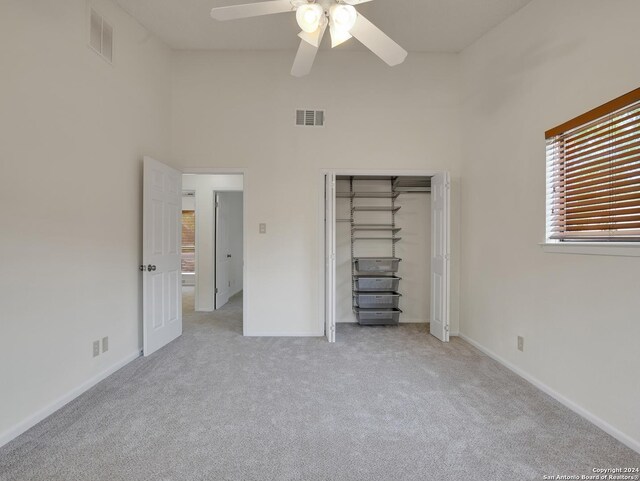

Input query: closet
[335,176,432,325]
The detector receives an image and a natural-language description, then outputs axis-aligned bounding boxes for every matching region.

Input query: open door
[215,192,231,309]
[143,157,183,356]
[430,172,450,342]
[325,173,336,342]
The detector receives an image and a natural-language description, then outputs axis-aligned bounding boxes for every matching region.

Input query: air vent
[89,8,113,63]
[296,109,325,127]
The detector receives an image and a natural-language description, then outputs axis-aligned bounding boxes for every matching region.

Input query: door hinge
[215,288,219,293]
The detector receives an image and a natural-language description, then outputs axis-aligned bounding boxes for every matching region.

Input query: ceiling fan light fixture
[329,25,352,48]
[296,3,324,33]
[329,4,356,33]
[299,27,324,47]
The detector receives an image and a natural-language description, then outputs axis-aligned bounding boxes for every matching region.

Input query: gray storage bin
[353,257,401,272]
[355,308,402,325]
[354,275,401,292]
[353,292,401,309]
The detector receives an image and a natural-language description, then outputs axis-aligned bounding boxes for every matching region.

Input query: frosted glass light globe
[329,4,356,32]
[296,4,324,33]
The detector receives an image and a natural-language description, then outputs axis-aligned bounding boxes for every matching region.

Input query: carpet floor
[0,287,638,480]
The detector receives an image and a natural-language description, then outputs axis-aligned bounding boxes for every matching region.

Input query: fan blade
[298,29,322,48]
[211,0,293,21]
[329,25,352,48]
[349,13,407,66]
[342,0,374,4]
[291,25,326,77]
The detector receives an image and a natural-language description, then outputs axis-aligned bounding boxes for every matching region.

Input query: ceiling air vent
[296,109,324,127]
[89,8,113,63]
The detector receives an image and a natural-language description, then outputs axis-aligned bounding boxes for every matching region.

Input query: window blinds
[181,210,196,272]
[546,88,640,241]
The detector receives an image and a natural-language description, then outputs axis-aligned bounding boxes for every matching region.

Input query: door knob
[139,265,147,272]
[227,254,232,258]
[147,265,156,271]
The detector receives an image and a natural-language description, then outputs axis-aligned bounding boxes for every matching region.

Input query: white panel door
[215,193,232,309]
[325,173,336,342]
[430,172,450,342]
[143,157,182,356]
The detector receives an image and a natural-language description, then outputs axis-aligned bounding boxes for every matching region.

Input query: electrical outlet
[517,336,524,352]
[93,340,100,357]
[102,336,109,353]
[259,223,266,234]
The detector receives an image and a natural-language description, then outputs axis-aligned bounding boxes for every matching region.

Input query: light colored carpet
[0,287,638,480]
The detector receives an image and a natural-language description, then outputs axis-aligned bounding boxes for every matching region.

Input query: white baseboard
[458,333,640,455]
[245,331,324,337]
[399,318,429,324]
[0,350,141,449]
[229,287,243,298]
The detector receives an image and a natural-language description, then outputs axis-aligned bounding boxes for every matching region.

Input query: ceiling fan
[210,0,408,77]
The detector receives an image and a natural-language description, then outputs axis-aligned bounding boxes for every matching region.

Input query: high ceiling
[114,0,532,52]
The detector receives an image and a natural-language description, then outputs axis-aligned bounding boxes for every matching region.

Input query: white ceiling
[114,0,532,52]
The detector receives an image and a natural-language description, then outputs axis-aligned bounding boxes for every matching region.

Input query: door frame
[183,168,248,336]
[318,168,451,342]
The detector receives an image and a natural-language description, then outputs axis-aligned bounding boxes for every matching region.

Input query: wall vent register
[296,109,324,127]
[89,8,113,63]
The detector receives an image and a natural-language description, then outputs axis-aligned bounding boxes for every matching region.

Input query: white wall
[182,196,196,210]
[460,0,640,450]
[182,174,243,311]
[0,0,172,443]
[171,51,462,336]
[336,178,431,323]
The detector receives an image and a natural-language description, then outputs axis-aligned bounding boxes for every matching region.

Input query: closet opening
[322,172,450,343]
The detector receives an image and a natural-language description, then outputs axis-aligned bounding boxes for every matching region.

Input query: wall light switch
[259,223,266,234]
[93,340,100,357]
[102,336,109,353]
[517,336,524,352]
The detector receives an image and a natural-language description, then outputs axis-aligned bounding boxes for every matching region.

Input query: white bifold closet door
[325,173,336,342]
[430,172,451,342]
[142,157,183,356]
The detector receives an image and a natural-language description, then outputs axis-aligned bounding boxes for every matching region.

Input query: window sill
[539,242,640,257]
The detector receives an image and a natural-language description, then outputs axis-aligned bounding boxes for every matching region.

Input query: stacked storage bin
[353,258,402,325]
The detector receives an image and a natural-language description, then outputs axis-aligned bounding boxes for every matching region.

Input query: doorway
[180,173,244,337]
[143,159,248,356]
[214,191,244,309]
[322,170,451,344]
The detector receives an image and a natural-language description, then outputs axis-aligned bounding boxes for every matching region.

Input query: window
[546,88,640,242]
[181,210,195,272]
